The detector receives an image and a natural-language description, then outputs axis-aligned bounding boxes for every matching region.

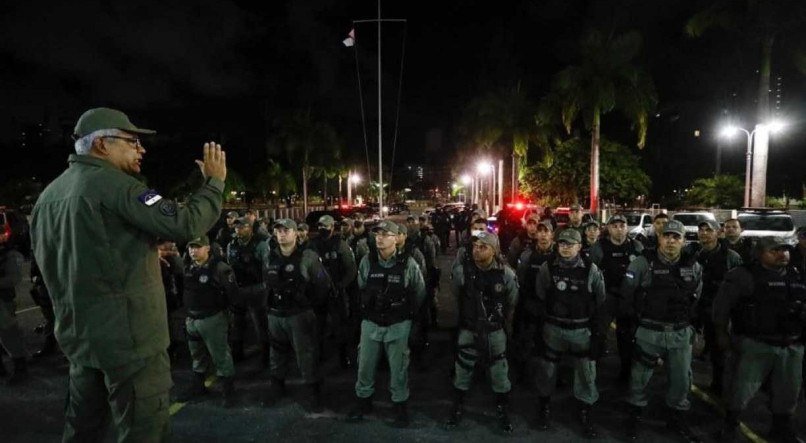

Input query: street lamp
[720,121,785,207]
[347,173,361,206]
[477,161,495,214]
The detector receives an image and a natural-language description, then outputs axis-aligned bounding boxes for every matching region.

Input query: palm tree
[545,29,657,215]
[255,159,297,205]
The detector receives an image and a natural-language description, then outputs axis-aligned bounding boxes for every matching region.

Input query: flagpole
[377,0,383,218]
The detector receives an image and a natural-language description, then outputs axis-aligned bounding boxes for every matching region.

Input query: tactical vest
[350,231,368,253]
[310,235,344,280]
[696,244,729,304]
[732,265,806,339]
[724,238,752,263]
[638,251,699,324]
[546,257,594,320]
[642,235,659,254]
[520,246,556,296]
[264,248,310,311]
[459,260,507,331]
[227,236,263,286]
[0,249,16,301]
[183,259,227,312]
[599,239,640,291]
[361,253,414,325]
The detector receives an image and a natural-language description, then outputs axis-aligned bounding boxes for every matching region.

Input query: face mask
[470,229,484,237]
[318,228,331,238]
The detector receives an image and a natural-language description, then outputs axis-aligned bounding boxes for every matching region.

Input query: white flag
[342,28,355,47]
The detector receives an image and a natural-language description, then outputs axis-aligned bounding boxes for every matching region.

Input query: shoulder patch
[625,271,635,279]
[137,189,163,206]
[158,200,177,216]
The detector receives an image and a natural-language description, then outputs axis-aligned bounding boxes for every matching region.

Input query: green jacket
[31,154,224,369]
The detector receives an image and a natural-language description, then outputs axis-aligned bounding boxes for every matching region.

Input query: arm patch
[137,189,163,206]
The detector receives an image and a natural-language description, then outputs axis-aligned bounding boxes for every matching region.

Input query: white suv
[736,209,797,246]
[671,211,718,244]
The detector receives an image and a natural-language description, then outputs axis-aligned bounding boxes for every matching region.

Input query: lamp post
[460,174,472,204]
[348,173,361,206]
[721,120,785,207]
[477,161,494,215]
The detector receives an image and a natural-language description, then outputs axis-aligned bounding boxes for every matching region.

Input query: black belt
[639,319,689,332]
[269,307,308,318]
[187,310,221,320]
[545,315,590,330]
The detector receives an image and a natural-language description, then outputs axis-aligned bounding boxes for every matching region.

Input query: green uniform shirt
[358,249,426,311]
[31,154,224,369]
[185,258,239,310]
[295,248,333,307]
[451,258,519,327]
[620,253,703,319]
[535,256,607,310]
[711,265,791,329]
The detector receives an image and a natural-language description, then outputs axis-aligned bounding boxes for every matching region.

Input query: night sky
[1,0,804,202]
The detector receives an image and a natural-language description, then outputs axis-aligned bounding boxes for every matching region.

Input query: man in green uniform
[713,237,805,443]
[581,221,601,260]
[346,221,426,427]
[262,219,331,412]
[226,217,270,365]
[31,107,226,442]
[396,223,429,367]
[621,220,702,441]
[419,221,441,327]
[693,220,742,396]
[297,222,310,249]
[177,236,239,407]
[556,203,586,240]
[640,213,669,255]
[0,230,28,383]
[506,212,540,268]
[445,231,518,434]
[534,229,607,438]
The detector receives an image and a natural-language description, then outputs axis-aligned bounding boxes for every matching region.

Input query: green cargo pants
[267,309,319,383]
[355,319,412,403]
[536,323,598,404]
[729,337,804,415]
[0,299,27,358]
[627,325,693,410]
[62,351,172,443]
[453,328,511,394]
[186,311,234,377]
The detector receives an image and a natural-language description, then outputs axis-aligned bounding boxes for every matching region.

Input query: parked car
[0,206,31,256]
[388,202,410,215]
[736,208,797,246]
[619,211,654,240]
[671,211,717,244]
[554,207,595,230]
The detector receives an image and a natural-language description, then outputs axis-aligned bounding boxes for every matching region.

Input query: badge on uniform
[625,271,635,279]
[629,254,636,262]
[285,264,295,272]
[556,281,568,291]
[137,189,163,206]
[494,283,504,293]
[158,200,177,216]
[199,275,209,283]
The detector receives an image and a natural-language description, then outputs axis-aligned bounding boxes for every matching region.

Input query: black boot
[770,414,804,443]
[305,382,324,413]
[536,396,551,431]
[445,389,465,429]
[627,405,643,441]
[230,341,245,363]
[495,393,514,434]
[714,410,740,442]
[346,396,373,422]
[33,335,57,358]
[667,409,701,442]
[259,342,271,370]
[220,376,235,408]
[260,377,285,407]
[392,401,410,428]
[177,372,207,401]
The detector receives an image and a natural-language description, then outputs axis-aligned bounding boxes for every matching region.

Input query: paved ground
[1,222,804,442]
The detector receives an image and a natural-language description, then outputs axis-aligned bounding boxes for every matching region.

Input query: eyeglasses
[102,135,142,149]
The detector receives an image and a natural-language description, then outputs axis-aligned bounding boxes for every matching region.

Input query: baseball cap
[570,203,583,211]
[557,229,582,244]
[396,223,408,235]
[73,107,156,139]
[233,217,251,227]
[187,236,209,247]
[607,215,627,224]
[662,220,686,236]
[226,211,239,218]
[537,219,554,231]
[754,236,790,253]
[298,222,309,231]
[318,215,335,228]
[472,231,500,252]
[273,218,298,230]
[584,220,600,229]
[698,220,720,231]
[372,220,400,235]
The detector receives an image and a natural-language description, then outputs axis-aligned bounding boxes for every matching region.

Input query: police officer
[349,220,368,255]
[226,217,271,365]
[262,219,331,412]
[722,218,753,263]
[453,217,489,271]
[30,256,59,358]
[590,214,644,381]
[307,214,357,368]
[347,221,426,427]
[419,222,441,327]
[640,213,669,254]
[0,230,27,383]
[215,211,239,249]
[396,223,429,367]
[581,221,601,259]
[557,203,586,240]
[445,231,517,433]
[158,240,184,360]
[713,237,805,443]
[297,222,310,249]
[178,236,239,407]
[506,212,540,268]
[244,209,269,239]
[534,229,607,438]
[32,108,226,441]
[693,220,742,396]
[621,220,702,441]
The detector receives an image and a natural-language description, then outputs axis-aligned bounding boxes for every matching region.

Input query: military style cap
[298,222,309,231]
[187,236,209,247]
[273,218,297,230]
[662,220,686,236]
[698,220,720,231]
[537,219,554,231]
[570,203,583,211]
[607,214,627,224]
[557,228,582,244]
[73,107,156,139]
[372,220,400,235]
[472,231,500,252]
[226,211,239,218]
[318,215,335,228]
[233,217,250,226]
[754,236,790,253]
[396,223,408,235]
[340,218,353,227]
[584,220,600,229]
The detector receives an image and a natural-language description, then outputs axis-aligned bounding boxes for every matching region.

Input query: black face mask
[318,228,331,239]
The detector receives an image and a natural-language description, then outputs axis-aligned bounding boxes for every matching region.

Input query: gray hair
[74,129,121,155]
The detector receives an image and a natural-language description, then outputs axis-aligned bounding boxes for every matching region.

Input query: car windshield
[673,214,712,226]
[737,214,794,231]
[623,215,643,226]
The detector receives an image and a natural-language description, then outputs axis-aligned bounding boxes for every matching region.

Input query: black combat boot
[177,372,207,401]
[5,358,28,385]
[230,341,245,363]
[536,396,551,431]
[579,402,599,439]
[220,377,235,408]
[346,396,373,422]
[259,342,271,370]
[260,377,285,407]
[445,388,465,429]
[495,393,514,434]
[666,409,701,442]
[392,401,410,428]
[627,405,643,441]
[305,382,324,413]
[770,414,805,443]
[33,335,57,359]
[714,410,740,442]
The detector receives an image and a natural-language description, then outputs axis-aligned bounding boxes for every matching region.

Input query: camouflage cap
[557,229,582,244]
[73,107,156,139]
[472,231,500,252]
[697,219,720,231]
[372,220,400,235]
[187,235,209,247]
[273,218,297,230]
[754,236,790,253]
[607,214,627,225]
[662,220,686,236]
[318,214,335,228]
[396,223,408,236]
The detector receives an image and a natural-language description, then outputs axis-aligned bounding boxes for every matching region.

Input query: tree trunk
[751,33,775,207]
[589,109,601,217]
[302,166,308,214]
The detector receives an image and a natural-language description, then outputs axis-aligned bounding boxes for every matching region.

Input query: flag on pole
[342,28,355,47]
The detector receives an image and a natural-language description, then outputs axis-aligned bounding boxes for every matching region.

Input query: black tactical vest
[361,254,414,325]
[310,235,344,280]
[696,244,729,304]
[460,260,507,331]
[183,259,227,312]
[264,248,310,311]
[732,265,806,338]
[638,251,699,323]
[227,236,263,286]
[519,246,556,298]
[546,257,594,320]
[599,239,640,291]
